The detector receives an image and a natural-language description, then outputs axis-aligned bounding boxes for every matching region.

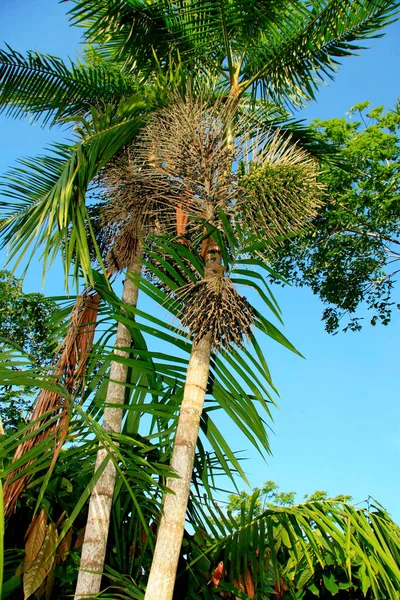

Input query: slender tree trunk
[144,242,222,600]
[74,252,142,599]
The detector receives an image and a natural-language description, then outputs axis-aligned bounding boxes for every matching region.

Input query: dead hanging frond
[3,291,100,519]
[176,269,256,350]
[239,130,325,246]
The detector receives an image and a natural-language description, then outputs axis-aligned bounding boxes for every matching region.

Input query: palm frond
[241,0,400,106]
[0,45,143,126]
[138,237,300,462]
[0,102,148,287]
[185,493,400,600]
[66,0,399,108]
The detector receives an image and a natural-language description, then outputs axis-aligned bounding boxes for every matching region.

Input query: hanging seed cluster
[178,271,256,350]
[94,148,178,272]
[239,132,324,247]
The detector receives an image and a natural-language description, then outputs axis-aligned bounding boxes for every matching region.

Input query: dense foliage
[272,102,400,333]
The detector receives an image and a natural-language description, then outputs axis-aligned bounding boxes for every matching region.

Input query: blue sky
[1,2,400,521]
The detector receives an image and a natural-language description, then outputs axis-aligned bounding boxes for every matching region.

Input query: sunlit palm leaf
[0,103,148,287]
[0,45,143,126]
[67,0,400,106]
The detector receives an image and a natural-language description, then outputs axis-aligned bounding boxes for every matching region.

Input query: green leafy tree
[227,481,297,516]
[227,480,354,515]
[0,270,60,430]
[271,101,400,333]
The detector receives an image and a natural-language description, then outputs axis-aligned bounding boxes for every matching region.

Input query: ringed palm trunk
[74,252,142,599]
[144,241,222,600]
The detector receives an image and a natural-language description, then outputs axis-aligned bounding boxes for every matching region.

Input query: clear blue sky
[1,2,400,521]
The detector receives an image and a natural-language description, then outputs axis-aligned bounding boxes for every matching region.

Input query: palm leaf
[241,0,400,105]
[67,0,400,107]
[0,102,148,287]
[0,45,143,126]
[185,493,400,600]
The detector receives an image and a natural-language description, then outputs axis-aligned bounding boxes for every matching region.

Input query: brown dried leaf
[244,568,255,598]
[25,510,47,566]
[45,564,56,600]
[23,524,57,599]
[57,528,73,563]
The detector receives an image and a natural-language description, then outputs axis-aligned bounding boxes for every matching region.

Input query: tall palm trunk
[144,242,222,600]
[75,252,142,599]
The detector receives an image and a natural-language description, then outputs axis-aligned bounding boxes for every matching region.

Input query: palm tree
[63,3,398,596]
[0,55,281,597]
[1,2,399,594]
[134,94,323,600]
[0,50,167,596]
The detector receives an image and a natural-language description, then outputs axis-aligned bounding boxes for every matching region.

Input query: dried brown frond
[239,130,325,246]
[3,291,100,519]
[178,270,255,350]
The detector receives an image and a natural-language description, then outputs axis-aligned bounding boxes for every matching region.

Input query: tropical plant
[0,265,275,599]
[95,489,400,600]
[185,491,400,600]
[0,343,70,598]
[271,101,400,333]
[135,94,323,600]
[0,50,170,596]
[1,2,400,597]
[0,48,327,599]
